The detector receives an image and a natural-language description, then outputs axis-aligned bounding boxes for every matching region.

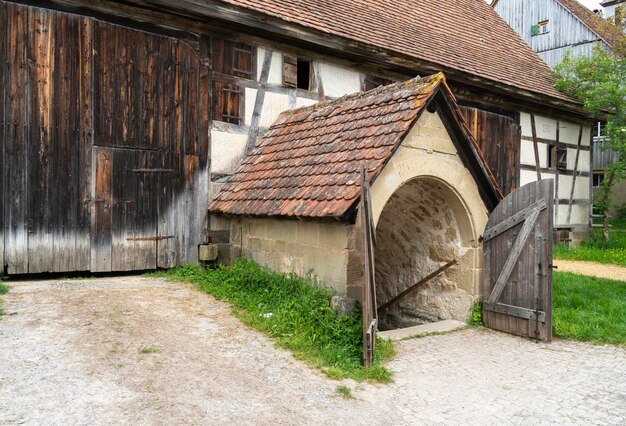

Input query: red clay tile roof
[557,0,624,47]
[215,0,573,103]
[209,73,502,219]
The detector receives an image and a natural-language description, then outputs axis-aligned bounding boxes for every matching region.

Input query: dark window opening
[297,59,311,90]
[593,173,604,188]
[363,75,393,92]
[283,54,313,90]
[592,121,606,139]
[549,145,567,171]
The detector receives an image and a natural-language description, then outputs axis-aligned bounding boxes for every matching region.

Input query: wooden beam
[377,259,457,312]
[567,126,584,223]
[483,199,547,242]
[531,114,542,182]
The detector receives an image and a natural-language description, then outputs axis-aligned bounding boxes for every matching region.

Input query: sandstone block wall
[229,217,355,294]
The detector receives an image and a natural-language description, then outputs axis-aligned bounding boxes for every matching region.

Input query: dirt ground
[1,276,624,425]
[554,259,626,281]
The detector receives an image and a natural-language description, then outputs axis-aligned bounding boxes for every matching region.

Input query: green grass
[553,271,626,346]
[554,220,626,267]
[0,282,9,317]
[335,385,354,399]
[152,260,394,383]
[139,346,159,354]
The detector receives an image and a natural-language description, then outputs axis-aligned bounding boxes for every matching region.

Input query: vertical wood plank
[5,3,30,274]
[51,10,81,272]
[91,147,112,271]
[76,16,92,271]
[26,7,54,273]
[0,0,6,272]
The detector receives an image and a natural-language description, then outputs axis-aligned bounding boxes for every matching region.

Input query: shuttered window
[549,145,567,171]
[283,54,298,88]
[212,81,241,124]
[212,37,253,79]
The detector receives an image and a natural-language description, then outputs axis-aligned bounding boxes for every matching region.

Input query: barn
[209,74,553,337]
[1,0,587,278]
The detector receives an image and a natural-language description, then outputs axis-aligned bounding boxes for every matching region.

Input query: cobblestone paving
[361,330,626,425]
[0,277,624,425]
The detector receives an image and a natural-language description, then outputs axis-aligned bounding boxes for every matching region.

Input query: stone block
[296,221,319,245]
[318,224,349,249]
[267,219,297,243]
[198,244,219,261]
[314,250,349,292]
[248,219,267,238]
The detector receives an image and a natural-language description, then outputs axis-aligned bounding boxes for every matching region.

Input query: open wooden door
[483,180,554,341]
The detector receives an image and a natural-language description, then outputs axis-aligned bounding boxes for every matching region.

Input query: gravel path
[1,276,624,425]
[554,259,626,282]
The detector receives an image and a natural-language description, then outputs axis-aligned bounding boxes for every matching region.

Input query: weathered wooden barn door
[90,21,209,272]
[1,3,93,274]
[1,2,209,274]
[483,180,554,341]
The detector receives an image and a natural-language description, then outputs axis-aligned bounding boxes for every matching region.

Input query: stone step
[378,319,466,341]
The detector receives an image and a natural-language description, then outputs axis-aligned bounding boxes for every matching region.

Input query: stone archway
[374,177,477,330]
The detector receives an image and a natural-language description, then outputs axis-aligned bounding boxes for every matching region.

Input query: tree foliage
[553,16,626,241]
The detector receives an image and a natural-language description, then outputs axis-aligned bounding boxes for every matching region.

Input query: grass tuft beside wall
[553,271,626,346]
[0,281,9,316]
[152,260,394,382]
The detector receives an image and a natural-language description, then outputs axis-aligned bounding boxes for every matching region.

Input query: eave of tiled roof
[211,0,580,108]
[209,73,502,220]
[557,0,624,47]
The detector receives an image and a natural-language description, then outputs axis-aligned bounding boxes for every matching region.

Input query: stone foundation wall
[229,217,356,294]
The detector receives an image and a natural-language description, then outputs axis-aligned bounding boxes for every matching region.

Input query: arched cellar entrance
[374,177,479,331]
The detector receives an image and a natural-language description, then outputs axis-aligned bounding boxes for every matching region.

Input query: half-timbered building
[1,0,594,275]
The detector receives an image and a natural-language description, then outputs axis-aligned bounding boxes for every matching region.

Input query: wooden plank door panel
[110,149,158,271]
[483,180,554,341]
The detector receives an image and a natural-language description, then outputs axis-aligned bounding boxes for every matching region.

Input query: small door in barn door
[92,147,160,272]
[482,180,554,341]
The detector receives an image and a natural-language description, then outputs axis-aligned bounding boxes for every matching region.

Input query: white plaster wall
[317,62,362,98]
[518,112,592,231]
[557,175,590,200]
[244,88,292,127]
[296,97,317,108]
[211,130,247,174]
[256,48,284,85]
[556,205,588,227]
[560,122,591,146]
[520,139,549,167]
[567,148,590,170]
[520,113,557,140]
